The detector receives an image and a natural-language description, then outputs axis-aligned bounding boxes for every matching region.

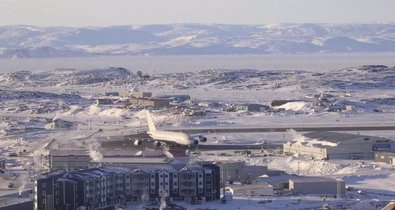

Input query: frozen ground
[0,65,394,209]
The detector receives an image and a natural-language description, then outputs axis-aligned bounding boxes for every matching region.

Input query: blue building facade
[34,164,220,210]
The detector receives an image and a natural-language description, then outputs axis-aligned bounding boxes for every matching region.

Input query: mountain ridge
[0,23,394,58]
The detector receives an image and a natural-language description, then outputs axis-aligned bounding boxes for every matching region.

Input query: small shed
[45,118,77,130]
[375,152,395,165]
[247,104,270,112]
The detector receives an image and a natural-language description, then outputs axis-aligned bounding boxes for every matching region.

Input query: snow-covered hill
[0,23,394,58]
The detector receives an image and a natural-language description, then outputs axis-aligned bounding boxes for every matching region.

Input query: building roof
[132,165,177,173]
[180,165,204,173]
[375,151,395,156]
[49,149,166,157]
[303,131,391,144]
[95,157,172,164]
[229,183,272,191]
[132,97,170,102]
[49,150,88,156]
[289,176,342,183]
[382,202,395,210]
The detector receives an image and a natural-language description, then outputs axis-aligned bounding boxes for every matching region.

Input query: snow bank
[276,101,313,112]
[129,110,185,127]
[83,104,131,118]
[267,157,342,175]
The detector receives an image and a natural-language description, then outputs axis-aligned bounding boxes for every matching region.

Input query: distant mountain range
[0,23,394,58]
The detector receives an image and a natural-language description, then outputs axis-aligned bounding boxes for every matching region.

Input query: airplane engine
[154,141,162,147]
[198,135,207,142]
[193,140,199,145]
[134,139,142,146]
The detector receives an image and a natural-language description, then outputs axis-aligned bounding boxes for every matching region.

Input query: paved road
[167,125,395,133]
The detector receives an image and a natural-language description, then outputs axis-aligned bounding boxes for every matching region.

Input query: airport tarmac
[97,133,281,150]
[168,125,395,133]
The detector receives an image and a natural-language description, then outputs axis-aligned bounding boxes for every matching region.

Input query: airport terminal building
[283,131,395,160]
[34,164,220,210]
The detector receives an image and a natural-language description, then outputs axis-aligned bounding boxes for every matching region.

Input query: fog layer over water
[0,54,394,74]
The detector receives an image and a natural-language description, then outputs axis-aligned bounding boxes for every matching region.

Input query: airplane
[132,111,207,147]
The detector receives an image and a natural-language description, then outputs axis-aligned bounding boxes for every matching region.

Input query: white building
[229,183,274,197]
[283,131,395,160]
[45,118,77,130]
[289,177,345,197]
[213,161,268,183]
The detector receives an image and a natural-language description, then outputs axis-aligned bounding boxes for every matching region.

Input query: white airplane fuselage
[147,130,192,146]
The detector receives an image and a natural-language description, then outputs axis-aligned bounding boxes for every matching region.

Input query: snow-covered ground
[0,65,394,209]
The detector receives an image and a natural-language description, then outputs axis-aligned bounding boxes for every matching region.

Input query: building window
[42,191,46,196]
[42,183,46,188]
[55,183,59,187]
[207,176,211,181]
[199,189,203,193]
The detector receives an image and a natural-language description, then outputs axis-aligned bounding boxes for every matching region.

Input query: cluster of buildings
[34,164,220,210]
[95,91,171,109]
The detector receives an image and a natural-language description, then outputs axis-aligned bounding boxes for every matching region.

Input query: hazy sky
[1,0,394,26]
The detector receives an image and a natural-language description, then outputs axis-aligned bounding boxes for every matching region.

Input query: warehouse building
[229,182,274,197]
[129,97,170,108]
[212,161,268,183]
[289,177,345,198]
[283,131,395,160]
[34,164,220,210]
[48,149,183,172]
[374,152,395,165]
[130,91,152,98]
[247,104,270,112]
[157,94,191,103]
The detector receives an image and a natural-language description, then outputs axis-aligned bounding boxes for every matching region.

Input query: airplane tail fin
[145,110,157,131]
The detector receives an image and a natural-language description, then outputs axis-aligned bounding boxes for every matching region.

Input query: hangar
[283,131,395,160]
